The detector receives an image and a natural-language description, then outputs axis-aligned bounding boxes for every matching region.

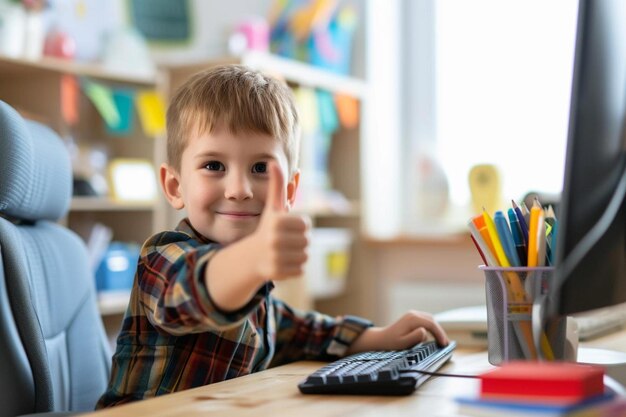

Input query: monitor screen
[549,0,626,316]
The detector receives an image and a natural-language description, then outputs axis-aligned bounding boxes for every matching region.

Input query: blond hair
[166,65,300,175]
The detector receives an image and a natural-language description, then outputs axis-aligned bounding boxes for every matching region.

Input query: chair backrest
[0,101,111,416]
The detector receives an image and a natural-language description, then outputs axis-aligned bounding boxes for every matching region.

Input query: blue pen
[494,210,521,267]
[550,220,558,265]
[512,200,529,248]
[508,208,528,266]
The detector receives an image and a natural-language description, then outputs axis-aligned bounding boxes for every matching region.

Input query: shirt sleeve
[269,297,373,366]
[137,232,269,335]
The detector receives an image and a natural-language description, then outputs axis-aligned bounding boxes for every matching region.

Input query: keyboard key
[356,373,374,382]
[306,374,326,384]
[377,368,399,381]
[326,375,343,384]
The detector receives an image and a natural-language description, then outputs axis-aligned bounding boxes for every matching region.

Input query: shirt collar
[175,218,214,244]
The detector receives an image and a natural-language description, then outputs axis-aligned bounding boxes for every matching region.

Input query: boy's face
[160,126,299,244]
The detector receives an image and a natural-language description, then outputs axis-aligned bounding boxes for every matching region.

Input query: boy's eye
[205,161,225,171]
[252,162,267,174]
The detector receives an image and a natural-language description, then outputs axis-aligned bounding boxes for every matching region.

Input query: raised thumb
[265,161,286,212]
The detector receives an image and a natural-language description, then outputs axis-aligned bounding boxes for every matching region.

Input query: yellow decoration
[136,91,166,137]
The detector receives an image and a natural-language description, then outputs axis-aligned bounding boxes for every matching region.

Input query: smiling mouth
[216,212,260,219]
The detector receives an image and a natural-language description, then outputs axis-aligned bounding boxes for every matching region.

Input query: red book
[480,361,605,404]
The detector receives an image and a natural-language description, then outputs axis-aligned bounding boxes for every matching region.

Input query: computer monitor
[548,0,626,317]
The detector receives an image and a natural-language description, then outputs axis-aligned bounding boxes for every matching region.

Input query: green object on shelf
[129,0,191,44]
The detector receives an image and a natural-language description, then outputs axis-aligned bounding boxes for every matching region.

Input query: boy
[96,65,448,408]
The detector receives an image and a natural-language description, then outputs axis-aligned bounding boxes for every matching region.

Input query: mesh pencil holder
[481,266,567,365]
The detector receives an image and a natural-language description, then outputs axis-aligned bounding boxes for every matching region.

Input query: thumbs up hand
[253,161,309,281]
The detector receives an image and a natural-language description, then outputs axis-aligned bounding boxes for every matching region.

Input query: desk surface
[86,330,626,417]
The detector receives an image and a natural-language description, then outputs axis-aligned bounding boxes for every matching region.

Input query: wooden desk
[85,331,626,417]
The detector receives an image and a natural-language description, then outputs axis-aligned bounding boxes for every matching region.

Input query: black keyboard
[298,340,456,396]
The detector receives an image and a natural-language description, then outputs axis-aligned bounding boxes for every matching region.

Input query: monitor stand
[533,296,626,389]
[577,347,626,388]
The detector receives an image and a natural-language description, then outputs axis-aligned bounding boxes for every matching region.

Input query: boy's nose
[224,172,253,200]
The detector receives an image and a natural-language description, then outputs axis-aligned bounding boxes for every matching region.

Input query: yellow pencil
[527,204,555,359]
[527,206,542,267]
[536,212,546,267]
[482,209,510,267]
[540,333,555,360]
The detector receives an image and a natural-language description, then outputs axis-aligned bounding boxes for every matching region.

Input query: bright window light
[434,0,578,207]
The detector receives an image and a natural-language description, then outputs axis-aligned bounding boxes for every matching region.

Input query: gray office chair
[0,100,111,416]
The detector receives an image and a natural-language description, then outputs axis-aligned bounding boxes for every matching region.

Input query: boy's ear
[160,163,185,210]
[286,169,300,210]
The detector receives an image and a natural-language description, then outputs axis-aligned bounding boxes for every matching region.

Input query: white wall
[387,282,485,322]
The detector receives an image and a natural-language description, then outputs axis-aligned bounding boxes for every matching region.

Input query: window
[404,0,579,228]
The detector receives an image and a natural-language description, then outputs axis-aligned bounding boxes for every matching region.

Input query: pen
[468,220,498,267]
[508,208,528,266]
[550,220,559,264]
[470,235,488,265]
[511,200,529,250]
[520,201,531,225]
[494,210,521,267]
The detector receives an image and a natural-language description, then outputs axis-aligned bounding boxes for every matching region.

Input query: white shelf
[0,54,156,85]
[97,290,131,315]
[239,51,368,98]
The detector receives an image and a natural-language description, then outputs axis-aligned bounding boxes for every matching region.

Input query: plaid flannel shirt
[96,219,371,408]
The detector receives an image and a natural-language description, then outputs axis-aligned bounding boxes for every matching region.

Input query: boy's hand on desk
[346,311,449,354]
[253,161,309,281]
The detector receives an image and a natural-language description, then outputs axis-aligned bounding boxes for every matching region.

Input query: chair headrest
[0,100,72,222]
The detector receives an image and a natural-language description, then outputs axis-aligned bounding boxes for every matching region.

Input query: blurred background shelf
[97,291,132,316]
[0,55,156,85]
[71,197,156,211]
